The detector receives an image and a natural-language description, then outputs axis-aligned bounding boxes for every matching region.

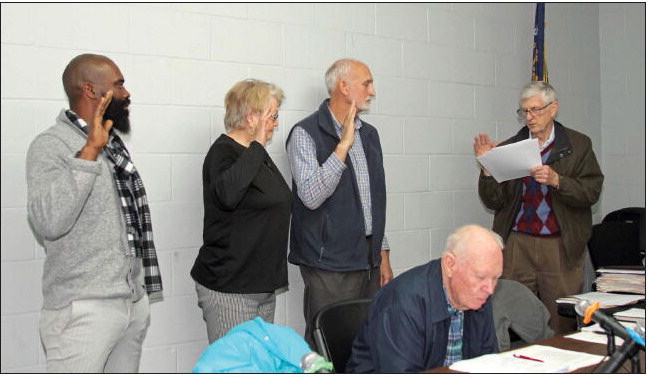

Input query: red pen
[513,354,544,363]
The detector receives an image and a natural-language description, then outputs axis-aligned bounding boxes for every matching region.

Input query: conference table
[426,332,645,373]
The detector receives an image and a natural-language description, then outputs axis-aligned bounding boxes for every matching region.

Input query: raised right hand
[473,133,498,157]
[252,106,274,146]
[79,90,114,161]
[339,100,357,148]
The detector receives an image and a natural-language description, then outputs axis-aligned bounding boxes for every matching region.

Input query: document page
[449,344,603,373]
[570,292,645,308]
[566,328,626,345]
[476,138,542,183]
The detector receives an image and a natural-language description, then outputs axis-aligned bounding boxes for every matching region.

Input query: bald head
[442,225,504,311]
[62,54,116,107]
[325,58,363,95]
[445,224,504,262]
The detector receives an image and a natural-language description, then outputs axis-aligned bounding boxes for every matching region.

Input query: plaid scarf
[66,110,163,294]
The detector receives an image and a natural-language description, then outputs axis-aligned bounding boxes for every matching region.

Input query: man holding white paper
[473,81,603,335]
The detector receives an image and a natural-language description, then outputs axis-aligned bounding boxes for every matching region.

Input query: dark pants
[300,265,380,349]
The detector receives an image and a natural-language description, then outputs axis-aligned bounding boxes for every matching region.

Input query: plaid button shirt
[286,107,389,250]
[444,298,464,366]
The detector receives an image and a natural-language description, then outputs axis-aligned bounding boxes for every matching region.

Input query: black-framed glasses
[516,101,554,117]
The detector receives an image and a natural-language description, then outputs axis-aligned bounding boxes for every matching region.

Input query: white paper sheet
[476,138,542,183]
[597,268,645,275]
[613,308,645,320]
[566,330,625,345]
[449,344,603,373]
[569,292,645,308]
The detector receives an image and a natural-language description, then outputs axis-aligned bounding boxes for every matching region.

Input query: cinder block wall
[2,3,642,372]
[599,4,646,214]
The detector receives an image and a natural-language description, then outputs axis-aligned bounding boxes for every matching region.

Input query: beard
[104,97,131,134]
[355,96,373,114]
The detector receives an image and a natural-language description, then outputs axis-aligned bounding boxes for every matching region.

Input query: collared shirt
[286,107,389,251]
[529,121,555,150]
[443,289,464,366]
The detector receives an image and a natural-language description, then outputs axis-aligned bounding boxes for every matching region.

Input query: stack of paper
[449,344,603,373]
[613,308,645,322]
[555,291,645,309]
[595,268,645,294]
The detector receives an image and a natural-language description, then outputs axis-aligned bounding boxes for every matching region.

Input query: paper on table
[569,292,645,308]
[449,344,603,373]
[613,308,645,320]
[476,138,542,183]
[566,330,625,345]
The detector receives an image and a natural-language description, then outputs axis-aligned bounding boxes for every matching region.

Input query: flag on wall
[531,3,549,82]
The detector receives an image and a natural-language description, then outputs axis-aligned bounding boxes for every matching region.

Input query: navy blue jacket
[286,100,387,271]
[346,259,499,372]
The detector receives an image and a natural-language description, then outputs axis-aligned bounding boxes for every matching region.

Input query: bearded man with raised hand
[26,53,162,373]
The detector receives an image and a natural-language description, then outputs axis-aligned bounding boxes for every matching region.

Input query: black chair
[312,298,372,373]
[588,207,645,270]
[603,207,645,254]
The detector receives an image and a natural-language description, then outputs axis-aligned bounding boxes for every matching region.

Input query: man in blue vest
[286,59,393,348]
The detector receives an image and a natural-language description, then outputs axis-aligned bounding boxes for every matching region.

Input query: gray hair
[444,224,504,259]
[324,58,363,95]
[519,81,558,105]
[223,79,284,132]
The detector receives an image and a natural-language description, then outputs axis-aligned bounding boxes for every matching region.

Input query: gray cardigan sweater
[26,110,145,310]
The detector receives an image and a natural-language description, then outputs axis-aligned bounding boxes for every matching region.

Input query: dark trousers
[300,265,380,349]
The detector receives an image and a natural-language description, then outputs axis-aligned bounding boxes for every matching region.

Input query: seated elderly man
[346,224,503,373]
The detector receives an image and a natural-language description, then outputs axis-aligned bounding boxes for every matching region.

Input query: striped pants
[195,281,276,344]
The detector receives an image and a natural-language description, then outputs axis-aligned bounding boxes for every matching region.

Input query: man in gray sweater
[26,54,162,373]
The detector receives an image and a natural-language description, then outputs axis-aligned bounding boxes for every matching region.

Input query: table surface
[426,333,645,373]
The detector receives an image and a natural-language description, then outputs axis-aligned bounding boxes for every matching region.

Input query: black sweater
[191,134,292,293]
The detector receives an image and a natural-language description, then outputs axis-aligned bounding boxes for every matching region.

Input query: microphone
[575,300,633,342]
[301,351,333,373]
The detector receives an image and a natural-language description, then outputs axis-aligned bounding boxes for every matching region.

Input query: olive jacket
[478,121,604,268]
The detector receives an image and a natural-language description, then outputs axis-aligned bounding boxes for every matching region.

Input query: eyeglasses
[516,101,554,117]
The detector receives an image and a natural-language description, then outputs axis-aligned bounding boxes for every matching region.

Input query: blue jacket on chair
[193,317,311,373]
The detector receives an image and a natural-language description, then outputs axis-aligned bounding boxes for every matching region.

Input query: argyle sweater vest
[512,141,560,235]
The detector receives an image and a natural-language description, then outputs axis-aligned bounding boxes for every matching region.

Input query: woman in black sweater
[191,79,291,343]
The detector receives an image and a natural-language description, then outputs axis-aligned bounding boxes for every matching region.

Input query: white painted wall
[599,3,646,215]
[1,3,643,372]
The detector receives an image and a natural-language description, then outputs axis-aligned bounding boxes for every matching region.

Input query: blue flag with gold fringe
[532,3,548,82]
